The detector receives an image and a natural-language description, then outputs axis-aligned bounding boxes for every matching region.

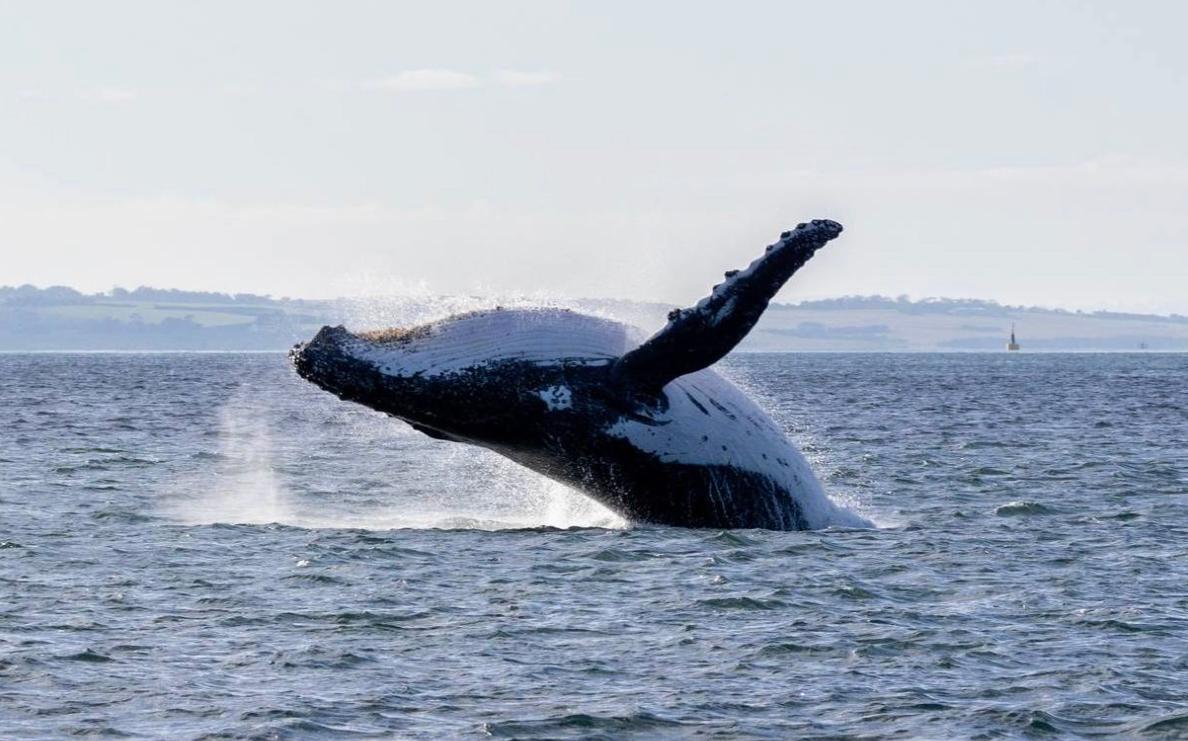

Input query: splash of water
[333,290,667,340]
[174,292,867,531]
[165,386,624,530]
[165,393,296,525]
[446,450,626,530]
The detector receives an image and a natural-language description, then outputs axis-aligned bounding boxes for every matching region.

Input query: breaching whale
[291,220,869,530]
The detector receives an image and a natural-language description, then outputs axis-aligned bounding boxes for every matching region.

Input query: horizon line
[4,282,1187,321]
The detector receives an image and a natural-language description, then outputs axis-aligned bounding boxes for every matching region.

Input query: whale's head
[290,310,632,444]
[290,324,496,441]
[290,325,391,406]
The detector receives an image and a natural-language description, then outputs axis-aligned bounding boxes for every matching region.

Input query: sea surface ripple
[2,353,1187,738]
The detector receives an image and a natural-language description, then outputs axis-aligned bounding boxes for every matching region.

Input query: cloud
[972,52,1040,69]
[355,69,560,93]
[492,69,561,87]
[13,87,139,103]
[361,69,480,92]
[78,86,139,103]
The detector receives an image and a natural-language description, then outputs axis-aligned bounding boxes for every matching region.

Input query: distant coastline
[4,284,1188,353]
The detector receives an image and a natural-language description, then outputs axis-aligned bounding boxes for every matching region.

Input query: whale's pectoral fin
[612,219,843,392]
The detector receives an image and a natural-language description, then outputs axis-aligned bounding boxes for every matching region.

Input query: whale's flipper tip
[781,219,842,239]
[614,219,844,391]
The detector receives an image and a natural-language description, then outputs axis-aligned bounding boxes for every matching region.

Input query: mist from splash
[165,288,645,530]
[169,291,870,531]
[164,393,296,526]
[326,277,669,340]
[165,385,625,531]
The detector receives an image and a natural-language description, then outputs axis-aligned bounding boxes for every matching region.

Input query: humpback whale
[291,220,869,530]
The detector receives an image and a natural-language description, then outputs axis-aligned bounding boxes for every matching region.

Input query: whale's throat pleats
[612,220,844,392]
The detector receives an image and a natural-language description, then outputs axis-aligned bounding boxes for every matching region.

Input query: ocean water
[2,352,1187,738]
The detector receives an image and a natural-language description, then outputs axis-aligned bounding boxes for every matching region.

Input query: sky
[2,1,1187,313]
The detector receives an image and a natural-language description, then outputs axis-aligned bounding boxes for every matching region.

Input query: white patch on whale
[537,385,573,411]
[603,367,869,530]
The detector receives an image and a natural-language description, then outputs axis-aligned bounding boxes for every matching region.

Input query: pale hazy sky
[3,1,1187,312]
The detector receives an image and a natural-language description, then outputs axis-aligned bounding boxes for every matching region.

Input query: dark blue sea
[2,353,1187,738]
